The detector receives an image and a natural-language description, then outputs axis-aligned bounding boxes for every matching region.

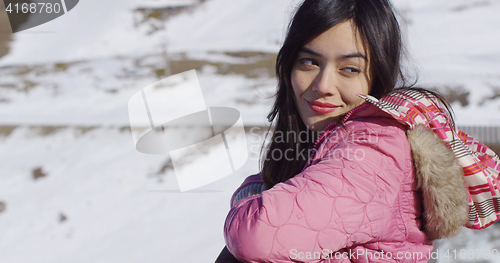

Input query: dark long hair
[260,0,454,187]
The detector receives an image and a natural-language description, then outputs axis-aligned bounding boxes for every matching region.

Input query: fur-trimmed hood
[407,125,469,240]
[348,96,470,241]
[361,88,500,235]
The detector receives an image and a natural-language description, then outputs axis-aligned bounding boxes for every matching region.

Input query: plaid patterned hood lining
[359,89,500,230]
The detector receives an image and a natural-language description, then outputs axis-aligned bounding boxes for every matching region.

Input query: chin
[305,118,334,131]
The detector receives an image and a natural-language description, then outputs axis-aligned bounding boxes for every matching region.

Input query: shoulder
[322,103,409,151]
[315,104,412,173]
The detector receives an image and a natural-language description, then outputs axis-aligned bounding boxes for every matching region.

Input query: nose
[312,67,337,96]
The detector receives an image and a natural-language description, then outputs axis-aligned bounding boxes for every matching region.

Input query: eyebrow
[299,47,368,61]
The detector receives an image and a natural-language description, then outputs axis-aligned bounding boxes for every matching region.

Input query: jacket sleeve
[224,124,412,262]
[230,173,264,207]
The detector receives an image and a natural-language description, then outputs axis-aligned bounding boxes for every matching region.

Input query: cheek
[354,74,371,95]
[290,70,311,101]
[363,69,373,95]
[343,79,370,105]
[290,71,300,95]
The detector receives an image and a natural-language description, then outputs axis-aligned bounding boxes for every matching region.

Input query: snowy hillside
[0,0,500,262]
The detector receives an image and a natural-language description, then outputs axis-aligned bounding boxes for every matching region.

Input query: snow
[0,0,500,262]
[0,0,298,65]
[0,125,262,262]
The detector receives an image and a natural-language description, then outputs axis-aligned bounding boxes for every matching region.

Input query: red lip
[307,100,338,114]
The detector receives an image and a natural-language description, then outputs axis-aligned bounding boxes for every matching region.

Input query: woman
[217,0,499,262]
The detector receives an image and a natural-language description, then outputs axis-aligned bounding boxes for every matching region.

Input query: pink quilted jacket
[224,102,435,262]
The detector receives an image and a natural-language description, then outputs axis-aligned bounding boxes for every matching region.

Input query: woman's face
[291,19,372,131]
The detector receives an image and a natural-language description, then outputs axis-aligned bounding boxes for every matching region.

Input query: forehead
[304,20,368,58]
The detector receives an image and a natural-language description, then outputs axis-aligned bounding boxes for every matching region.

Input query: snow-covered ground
[0,125,266,262]
[0,0,500,262]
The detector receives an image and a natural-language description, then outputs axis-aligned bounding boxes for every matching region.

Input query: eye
[341,67,361,74]
[298,58,319,67]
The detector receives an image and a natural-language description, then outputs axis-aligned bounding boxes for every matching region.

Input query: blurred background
[0,0,499,262]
